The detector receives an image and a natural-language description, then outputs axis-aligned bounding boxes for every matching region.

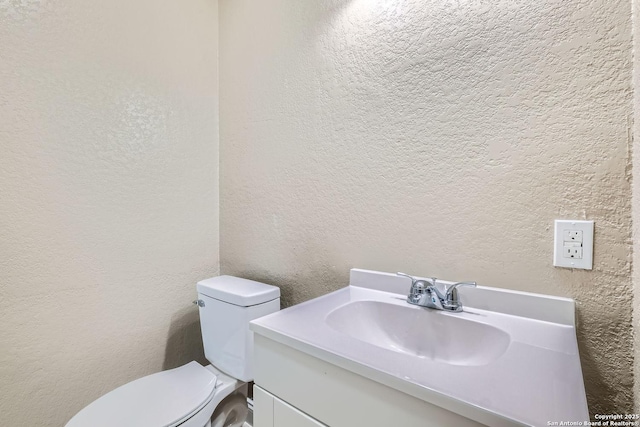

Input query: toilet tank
[196,275,280,382]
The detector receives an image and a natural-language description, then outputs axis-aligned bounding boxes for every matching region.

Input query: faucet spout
[397,272,436,306]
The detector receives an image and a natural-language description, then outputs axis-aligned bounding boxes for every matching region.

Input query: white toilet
[66,275,280,427]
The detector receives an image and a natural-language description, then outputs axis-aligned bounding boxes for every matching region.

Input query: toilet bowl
[65,276,280,427]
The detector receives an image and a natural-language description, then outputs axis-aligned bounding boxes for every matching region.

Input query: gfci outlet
[553,220,594,270]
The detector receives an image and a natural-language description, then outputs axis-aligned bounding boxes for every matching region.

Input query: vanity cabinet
[250,268,589,426]
[254,386,326,427]
[252,335,486,427]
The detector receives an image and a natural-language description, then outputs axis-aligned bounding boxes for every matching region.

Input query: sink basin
[325,300,510,366]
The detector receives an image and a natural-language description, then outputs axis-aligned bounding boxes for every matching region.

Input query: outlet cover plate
[553,220,594,270]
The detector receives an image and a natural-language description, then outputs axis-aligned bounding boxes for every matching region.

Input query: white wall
[219,0,634,414]
[0,1,219,425]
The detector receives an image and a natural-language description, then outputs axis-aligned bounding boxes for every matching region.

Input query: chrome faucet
[397,272,476,312]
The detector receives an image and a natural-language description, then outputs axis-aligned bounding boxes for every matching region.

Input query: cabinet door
[273,398,326,427]
[254,386,274,427]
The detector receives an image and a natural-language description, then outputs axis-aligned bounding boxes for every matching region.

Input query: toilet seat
[66,362,218,427]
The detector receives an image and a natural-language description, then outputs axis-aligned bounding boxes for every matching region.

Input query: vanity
[249,269,589,427]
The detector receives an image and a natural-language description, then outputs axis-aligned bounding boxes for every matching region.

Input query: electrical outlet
[553,220,594,270]
[563,230,583,242]
[562,242,582,259]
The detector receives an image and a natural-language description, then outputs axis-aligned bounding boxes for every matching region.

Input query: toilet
[65,275,280,427]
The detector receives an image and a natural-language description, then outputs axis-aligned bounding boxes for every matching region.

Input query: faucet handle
[446,281,476,292]
[397,272,437,287]
[444,282,477,307]
[397,272,417,283]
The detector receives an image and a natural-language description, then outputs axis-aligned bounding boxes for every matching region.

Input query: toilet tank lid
[197,275,280,307]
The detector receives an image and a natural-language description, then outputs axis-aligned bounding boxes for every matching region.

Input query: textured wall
[0,1,219,425]
[634,0,640,414]
[219,0,634,415]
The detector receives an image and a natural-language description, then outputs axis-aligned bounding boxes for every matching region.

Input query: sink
[325,300,510,366]
[250,268,590,426]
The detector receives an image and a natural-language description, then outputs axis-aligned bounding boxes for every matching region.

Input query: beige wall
[0,1,219,425]
[1,0,636,423]
[220,0,634,415]
[634,0,640,414]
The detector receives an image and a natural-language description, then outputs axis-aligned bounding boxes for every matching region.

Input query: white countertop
[250,269,589,427]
